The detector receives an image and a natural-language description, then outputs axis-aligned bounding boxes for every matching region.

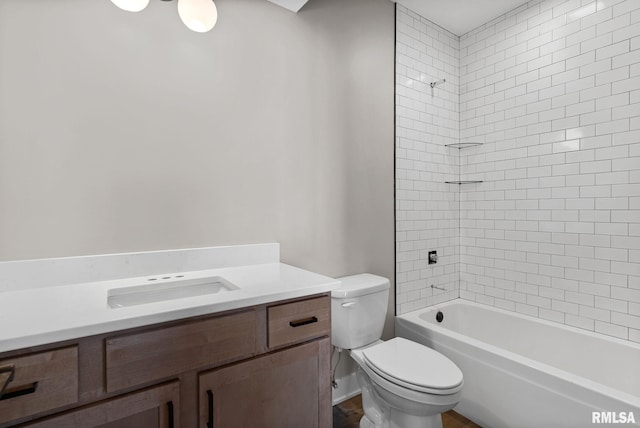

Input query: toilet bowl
[350,338,462,428]
[332,274,463,428]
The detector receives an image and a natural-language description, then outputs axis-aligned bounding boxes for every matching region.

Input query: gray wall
[0,0,394,291]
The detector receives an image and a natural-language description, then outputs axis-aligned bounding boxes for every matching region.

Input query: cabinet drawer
[0,346,78,424]
[267,296,330,349]
[105,310,256,393]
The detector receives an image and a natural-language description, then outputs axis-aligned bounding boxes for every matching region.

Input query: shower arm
[430,78,446,88]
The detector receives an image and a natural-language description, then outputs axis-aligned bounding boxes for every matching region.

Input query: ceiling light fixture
[178,0,218,33]
[109,0,218,33]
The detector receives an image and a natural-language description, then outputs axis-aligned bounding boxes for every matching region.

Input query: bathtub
[396,300,640,428]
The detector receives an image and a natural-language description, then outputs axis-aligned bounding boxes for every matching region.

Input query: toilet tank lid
[332,274,390,298]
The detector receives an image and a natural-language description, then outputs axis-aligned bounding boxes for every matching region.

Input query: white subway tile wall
[396,5,460,314]
[396,0,640,343]
[460,0,640,342]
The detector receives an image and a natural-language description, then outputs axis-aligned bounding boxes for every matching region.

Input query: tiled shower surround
[396,0,640,343]
[395,5,460,314]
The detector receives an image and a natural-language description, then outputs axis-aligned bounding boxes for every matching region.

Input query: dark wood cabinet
[0,294,331,428]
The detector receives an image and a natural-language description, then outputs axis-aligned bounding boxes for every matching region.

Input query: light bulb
[178,0,218,33]
[110,0,150,12]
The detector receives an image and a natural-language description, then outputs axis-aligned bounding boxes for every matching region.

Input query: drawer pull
[206,389,214,428]
[0,365,15,399]
[289,316,318,328]
[0,381,38,401]
[167,401,175,428]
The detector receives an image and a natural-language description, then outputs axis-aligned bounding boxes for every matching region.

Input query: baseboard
[331,371,361,405]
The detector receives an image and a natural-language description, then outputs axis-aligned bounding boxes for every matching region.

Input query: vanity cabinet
[0,294,331,428]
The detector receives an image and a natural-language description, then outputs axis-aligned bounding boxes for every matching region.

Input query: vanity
[0,244,337,427]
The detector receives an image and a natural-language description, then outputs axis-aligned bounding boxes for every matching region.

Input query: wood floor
[333,395,481,428]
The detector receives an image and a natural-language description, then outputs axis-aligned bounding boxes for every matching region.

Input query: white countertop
[0,262,340,353]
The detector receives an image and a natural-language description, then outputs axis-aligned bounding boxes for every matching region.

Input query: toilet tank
[331,274,390,349]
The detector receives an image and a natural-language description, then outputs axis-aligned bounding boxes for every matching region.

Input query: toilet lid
[362,337,463,393]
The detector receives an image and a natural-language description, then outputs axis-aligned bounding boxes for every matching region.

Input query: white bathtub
[396,300,640,428]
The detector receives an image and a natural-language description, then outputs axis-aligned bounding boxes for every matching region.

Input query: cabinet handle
[0,365,15,399]
[0,381,38,401]
[206,389,214,428]
[289,316,318,328]
[167,401,174,428]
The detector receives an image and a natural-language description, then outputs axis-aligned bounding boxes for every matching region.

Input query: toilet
[332,274,463,428]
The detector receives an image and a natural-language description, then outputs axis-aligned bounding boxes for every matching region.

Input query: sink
[107,275,239,308]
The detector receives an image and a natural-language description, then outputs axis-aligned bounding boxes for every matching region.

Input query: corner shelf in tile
[445,142,483,149]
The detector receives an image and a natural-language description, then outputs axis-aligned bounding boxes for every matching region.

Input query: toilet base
[358,410,443,428]
[359,415,375,428]
[358,368,445,428]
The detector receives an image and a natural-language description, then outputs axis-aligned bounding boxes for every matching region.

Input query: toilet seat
[362,337,463,395]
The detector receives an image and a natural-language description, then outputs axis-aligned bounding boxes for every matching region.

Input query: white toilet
[332,273,463,428]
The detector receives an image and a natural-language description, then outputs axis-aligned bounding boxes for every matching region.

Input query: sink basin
[107,275,239,308]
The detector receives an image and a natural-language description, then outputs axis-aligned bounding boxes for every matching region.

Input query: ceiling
[395,0,529,36]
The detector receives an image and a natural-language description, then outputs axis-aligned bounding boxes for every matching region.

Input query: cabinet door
[199,338,331,428]
[22,381,179,428]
